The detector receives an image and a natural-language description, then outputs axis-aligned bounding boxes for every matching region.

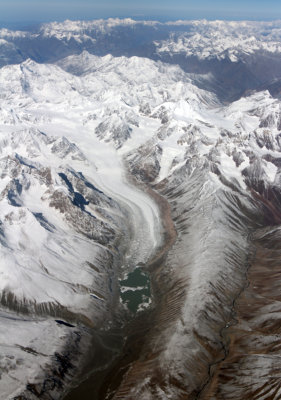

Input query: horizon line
[1,16,281,29]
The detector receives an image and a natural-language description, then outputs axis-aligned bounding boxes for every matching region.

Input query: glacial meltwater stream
[57,123,178,400]
[63,258,158,400]
[63,174,177,400]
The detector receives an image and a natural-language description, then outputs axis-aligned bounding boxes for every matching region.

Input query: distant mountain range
[1,19,281,101]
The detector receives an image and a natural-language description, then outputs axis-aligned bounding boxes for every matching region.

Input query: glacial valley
[1,19,281,400]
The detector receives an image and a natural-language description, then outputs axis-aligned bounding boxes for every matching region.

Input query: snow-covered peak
[39,18,158,40]
[155,20,281,61]
[57,51,219,109]
[0,27,32,39]
[35,19,281,63]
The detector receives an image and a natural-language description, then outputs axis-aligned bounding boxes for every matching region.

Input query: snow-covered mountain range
[2,18,281,100]
[1,18,281,400]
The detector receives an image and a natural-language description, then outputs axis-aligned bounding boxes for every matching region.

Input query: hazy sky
[1,0,281,25]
